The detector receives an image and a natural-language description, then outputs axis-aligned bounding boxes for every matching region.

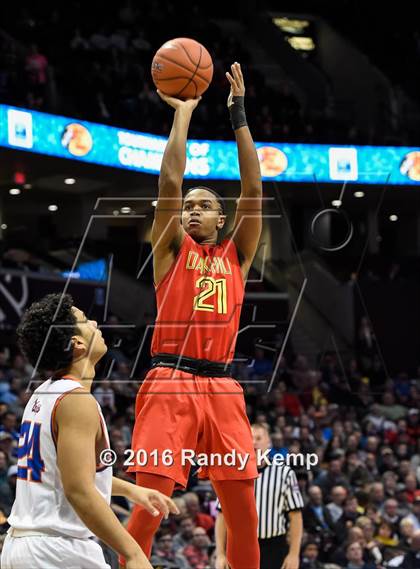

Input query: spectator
[0,432,16,462]
[0,464,17,516]
[250,347,273,380]
[150,530,190,569]
[344,541,376,569]
[303,485,337,542]
[93,379,116,413]
[406,494,420,531]
[327,485,348,523]
[173,514,196,552]
[314,458,350,496]
[182,526,211,569]
[336,496,362,536]
[0,451,9,487]
[369,482,386,508]
[183,492,214,535]
[399,530,420,569]
[382,498,403,532]
[374,519,399,549]
[400,517,416,550]
[377,393,408,422]
[301,541,325,569]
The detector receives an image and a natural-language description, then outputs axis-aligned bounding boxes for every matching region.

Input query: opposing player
[124,62,263,569]
[1,293,178,569]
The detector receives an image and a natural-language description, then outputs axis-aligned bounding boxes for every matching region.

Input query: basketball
[151,37,213,99]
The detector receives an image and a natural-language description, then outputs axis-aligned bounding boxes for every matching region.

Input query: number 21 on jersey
[193,276,227,314]
[17,421,45,482]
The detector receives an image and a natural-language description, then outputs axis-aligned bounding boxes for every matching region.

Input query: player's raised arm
[151,91,201,285]
[55,391,152,569]
[226,62,262,280]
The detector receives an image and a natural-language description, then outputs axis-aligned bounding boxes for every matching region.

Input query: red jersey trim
[96,409,110,472]
[50,388,84,450]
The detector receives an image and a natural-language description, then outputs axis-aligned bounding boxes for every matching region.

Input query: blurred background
[0,1,420,568]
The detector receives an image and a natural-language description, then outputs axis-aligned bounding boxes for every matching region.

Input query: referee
[215,423,304,569]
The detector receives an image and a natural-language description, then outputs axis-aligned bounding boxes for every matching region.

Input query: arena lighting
[354,191,365,198]
[9,188,21,195]
[272,17,310,34]
[332,200,342,207]
[112,210,119,216]
[287,36,315,51]
[2,104,420,185]
[23,183,32,189]
[64,177,76,185]
[48,204,58,212]
[120,206,131,214]
[389,214,398,221]
[1,224,7,230]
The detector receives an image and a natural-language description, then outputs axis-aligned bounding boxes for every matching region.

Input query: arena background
[0,1,420,568]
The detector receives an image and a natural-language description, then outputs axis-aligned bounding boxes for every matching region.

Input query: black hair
[184,186,226,214]
[17,293,77,373]
[303,541,319,550]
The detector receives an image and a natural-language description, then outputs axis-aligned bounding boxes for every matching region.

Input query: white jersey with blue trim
[7,378,112,538]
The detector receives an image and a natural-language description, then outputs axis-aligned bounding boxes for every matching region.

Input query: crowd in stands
[1,2,418,145]
[0,317,419,567]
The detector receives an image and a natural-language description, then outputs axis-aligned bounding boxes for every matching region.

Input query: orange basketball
[151,37,213,99]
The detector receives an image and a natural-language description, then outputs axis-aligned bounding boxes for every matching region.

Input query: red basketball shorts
[127,366,258,488]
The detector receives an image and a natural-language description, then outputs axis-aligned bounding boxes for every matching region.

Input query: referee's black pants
[259,535,288,569]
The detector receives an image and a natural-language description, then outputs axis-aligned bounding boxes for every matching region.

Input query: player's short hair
[184,186,226,214]
[17,293,77,374]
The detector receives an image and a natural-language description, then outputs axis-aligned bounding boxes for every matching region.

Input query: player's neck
[193,232,218,246]
[65,359,96,391]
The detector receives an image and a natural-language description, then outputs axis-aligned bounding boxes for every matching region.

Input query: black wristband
[228,96,247,130]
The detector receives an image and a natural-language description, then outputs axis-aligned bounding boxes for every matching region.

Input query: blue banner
[1,104,419,185]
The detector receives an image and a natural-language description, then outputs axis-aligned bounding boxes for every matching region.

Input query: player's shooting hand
[128,486,180,519]
[281,552,300,569]
[157,89,201,111]
[226,62,245,107]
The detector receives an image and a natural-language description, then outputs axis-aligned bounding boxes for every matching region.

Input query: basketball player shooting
[0,293,179,569]
[124,62,263,569]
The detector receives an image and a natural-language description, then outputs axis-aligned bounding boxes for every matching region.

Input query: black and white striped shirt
[216,461,304,539]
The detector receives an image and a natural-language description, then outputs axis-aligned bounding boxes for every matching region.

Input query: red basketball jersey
[151,233,244,363]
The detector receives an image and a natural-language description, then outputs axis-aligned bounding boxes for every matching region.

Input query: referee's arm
[215,512,229,569]
[282,470,304,569]
[282,511,303,569]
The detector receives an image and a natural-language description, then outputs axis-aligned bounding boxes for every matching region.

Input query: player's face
[71,307,107,362]
[182,188,226,240]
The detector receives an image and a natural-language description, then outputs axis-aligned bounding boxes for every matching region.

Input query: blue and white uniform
[1,377,113,569]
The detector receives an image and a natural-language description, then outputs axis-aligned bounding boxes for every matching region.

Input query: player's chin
[185,224,203,237]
